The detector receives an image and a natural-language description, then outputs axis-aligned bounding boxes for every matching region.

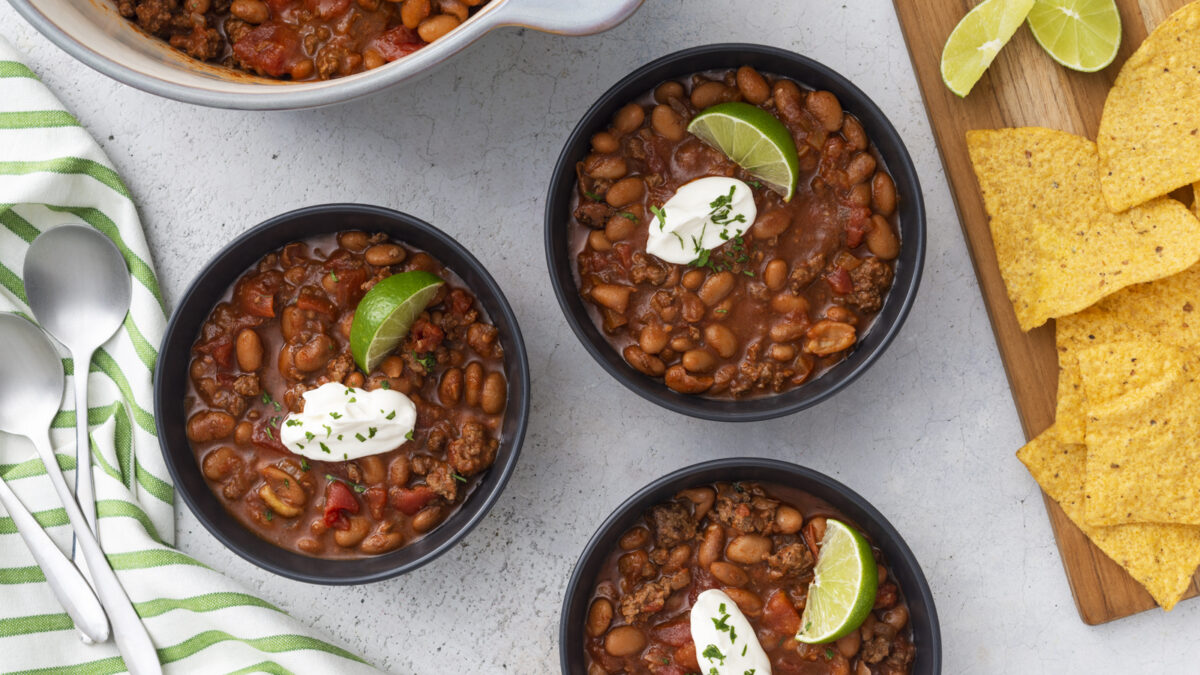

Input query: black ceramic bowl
[544,44,925,421]
[559,457,941,674]
[155,203,530,584]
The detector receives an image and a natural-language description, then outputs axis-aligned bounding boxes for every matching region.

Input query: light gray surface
[2,0,1197,672]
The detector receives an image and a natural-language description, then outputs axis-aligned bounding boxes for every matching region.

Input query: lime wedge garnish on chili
[686,101,800,201]
[795,519,878,644]
[940,0,1035,97]
[1026,0,1121,73]
[349,270,444,373]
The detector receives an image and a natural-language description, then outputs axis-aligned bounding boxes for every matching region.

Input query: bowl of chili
[155,203,529,583]
[544,44,926,421]
[559,457,941,674]
[7,0,644,109]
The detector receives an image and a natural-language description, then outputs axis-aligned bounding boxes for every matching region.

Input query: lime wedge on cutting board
[687,101,800,201]
[941,0,1036,97]
[1027,0,1121,72]
[349,270,444,373]
[795,519,879,644]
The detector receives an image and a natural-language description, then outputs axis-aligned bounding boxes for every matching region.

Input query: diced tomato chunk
[364,485,387,520]
[408,317,444,353]
[371,26,424,62]
[296,286,337,317]
[649,617,691,647]
[323,480,360,529]
[827,266,853,295]
[843,205,872,248]
[447,289,474,316]
[195,335,234,368]
[330,266,369,307]
[234,271,281,318]
[251,417,288,453]
[233,23,304,78]
[389,485,436,515]
[762,590,802,636]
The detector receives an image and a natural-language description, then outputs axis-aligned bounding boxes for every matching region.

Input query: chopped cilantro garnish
[264,509,273,522]
[701,644,725,665]
[584,189,603,201]
[319,442,331,454]
[329,412,343,420]
[387,410,397,421]
[414,351,437,371]
[285,419,301,427]
[325,473,367,493]
[452,472,468,483]
[265,426,274,440]
[368,427,378,439]
[330,270,339,282]
[404,429,414,441]
[618,211,638,222]
[323,424,332,437]
[824,647,834,660]
[380,380,391,390]
[300,459,310,471]
[355,433,366,442]
[305,431,315,441]
[747,179,763,189]
[650,204,667,230]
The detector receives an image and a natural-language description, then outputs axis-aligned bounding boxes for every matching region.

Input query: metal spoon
[25,225,132,548]
[0,314,161,675]
[0,466,109,643]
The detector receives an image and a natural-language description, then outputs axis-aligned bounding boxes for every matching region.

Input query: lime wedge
[1027,0,1121,72]
[686,101,800,201]
[349,270,444,373]
[941,0,1036,97]
[795,519,879,644]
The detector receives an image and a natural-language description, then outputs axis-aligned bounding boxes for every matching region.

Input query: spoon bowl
[0,313,65,434]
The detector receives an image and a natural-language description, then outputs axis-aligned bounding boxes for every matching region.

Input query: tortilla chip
[1098,2,1200,212]
[1078,340,1200,526]
[1055,264,1200,443]
[966,127,1200,331]
[1017,425,1200,610]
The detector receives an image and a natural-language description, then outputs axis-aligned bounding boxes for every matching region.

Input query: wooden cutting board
[893,0,1200,624]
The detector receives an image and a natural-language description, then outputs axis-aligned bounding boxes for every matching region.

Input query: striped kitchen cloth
[0,36,381,674]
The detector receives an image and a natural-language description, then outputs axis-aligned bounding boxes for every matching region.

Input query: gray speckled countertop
[2,0,1197,672]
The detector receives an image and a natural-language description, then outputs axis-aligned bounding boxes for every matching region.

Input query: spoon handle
[32,432,162,675]
[72,349,98,536]
[0,477,110,643]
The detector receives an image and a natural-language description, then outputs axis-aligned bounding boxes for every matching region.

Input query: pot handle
[485,0,644,35]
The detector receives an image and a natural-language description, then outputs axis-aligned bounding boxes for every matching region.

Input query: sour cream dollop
[691,589,772,675]
[645,176,757,265]
[279,382,416,462]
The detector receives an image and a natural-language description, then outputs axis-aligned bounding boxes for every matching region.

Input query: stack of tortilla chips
[967,1,1200,611]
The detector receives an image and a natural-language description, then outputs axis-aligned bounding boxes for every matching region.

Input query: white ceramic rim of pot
[8,0,645,110]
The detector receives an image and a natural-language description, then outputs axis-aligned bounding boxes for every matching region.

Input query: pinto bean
[726,534,772,564]
[624,345,666,377]
[587,598,614,637]
[439,367,463,405]
[698,271,735,306]
[723,588,763,617]
[837,629,862,658]
[605,213,637,242]
[417,13,460,42]
[588,230,612,251]
[703,323,738,359]
[591,131,619,153]
[400,0,430,28]
[337,231,369,251]
[698,523,724,568]
[763,259,788,291]
[770,319,808,343]
[866,214,900,260]
[613,103,645,134]
[807,90,844,132]
[638,324,669,355]
[682,348,717,373]
[736,66,770,104]
[769,344,796,361]
[358,455,384,484]
[235,328,263,372]
[872,171,897,216]
[584,153,627,180]
[842,115,868,151]
[665,365,712,394]
[654,80,684,104]
[619,526,650,550]
[604,625,646,657]
[775,505,803,534]
[464,362,484,407]
[280,305,305,342]
[805,320,857,356]
[388,455,411,486]
[187,410,235,442]
[679,291,705,323]
[774,80,803,123]
[681,269,705,290]
[710,561,749,586]
[845,152,877,186]
[590,284,633,313]
[230,0,268,23]
[847,181,872,208]
[234,421,253,445]
[413,505,446,533]
[360,525,404,554]
[691,81,735,109]
[259,484,302,517]
[202,446,241,480]
[605,177,645,208]
[365,243,406,266]
[751,209,792,239]
[651,105,687,141]
[334,517,371,548]
[678,486,715,519]
[771,292,809,315]
[294,334,334,372]
[481,372,507,414]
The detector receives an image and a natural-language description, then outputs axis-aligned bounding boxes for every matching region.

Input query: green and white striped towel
[0,37,380,674]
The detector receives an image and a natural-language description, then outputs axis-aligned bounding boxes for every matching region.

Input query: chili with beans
[115,0,491,80]
[571,66,900,398]
[584,482,915,675]
[185,231,507,558]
